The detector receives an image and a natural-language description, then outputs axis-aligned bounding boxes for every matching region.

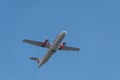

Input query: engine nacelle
[42,39,49,47]
[59,42,66,50]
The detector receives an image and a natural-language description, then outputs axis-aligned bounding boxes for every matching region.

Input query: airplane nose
[60,31,67,36]
[62,31,67,34]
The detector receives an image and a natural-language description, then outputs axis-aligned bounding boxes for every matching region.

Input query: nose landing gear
[51,50,56,53]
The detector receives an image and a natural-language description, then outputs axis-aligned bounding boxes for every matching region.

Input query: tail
[30,57,41,68]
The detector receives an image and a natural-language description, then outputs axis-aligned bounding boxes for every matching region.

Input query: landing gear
[51,50,56,53]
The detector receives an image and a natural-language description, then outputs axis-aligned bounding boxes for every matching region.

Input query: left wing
[60,46,80,51]
[23,39,50,48]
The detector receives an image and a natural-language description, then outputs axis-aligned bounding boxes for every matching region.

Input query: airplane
[23,31,80,68]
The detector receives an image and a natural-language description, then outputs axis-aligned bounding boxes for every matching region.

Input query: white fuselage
[39,31,66,67]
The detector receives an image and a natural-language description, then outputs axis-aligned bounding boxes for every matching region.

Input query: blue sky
[0,0,120,80]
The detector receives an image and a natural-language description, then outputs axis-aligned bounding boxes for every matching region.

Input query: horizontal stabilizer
[30,57,41,67]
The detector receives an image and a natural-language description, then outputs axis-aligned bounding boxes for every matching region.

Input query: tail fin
[30,57,41,67]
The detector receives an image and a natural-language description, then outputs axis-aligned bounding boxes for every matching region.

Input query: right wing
[23,39,50,48]
[60,46,80,51]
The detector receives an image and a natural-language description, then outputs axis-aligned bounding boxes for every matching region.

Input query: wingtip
[22,39,26,42]
[77,48,80,51]
[79,48,80,51]
[22,39,29,42]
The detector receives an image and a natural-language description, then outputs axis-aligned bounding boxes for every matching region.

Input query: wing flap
[23,39,50,48]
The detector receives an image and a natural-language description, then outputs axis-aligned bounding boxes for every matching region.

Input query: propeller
[45,39,49,42]
[45,36,49,42]
[63,42,66,45]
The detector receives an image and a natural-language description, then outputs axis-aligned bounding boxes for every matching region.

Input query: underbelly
[40,40,61,66]
[41,48,55,65]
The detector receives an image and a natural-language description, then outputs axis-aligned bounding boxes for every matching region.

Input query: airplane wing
[23,39,50,48]
[60,46,80,51]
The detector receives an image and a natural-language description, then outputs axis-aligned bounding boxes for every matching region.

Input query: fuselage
[38,31,66,67]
